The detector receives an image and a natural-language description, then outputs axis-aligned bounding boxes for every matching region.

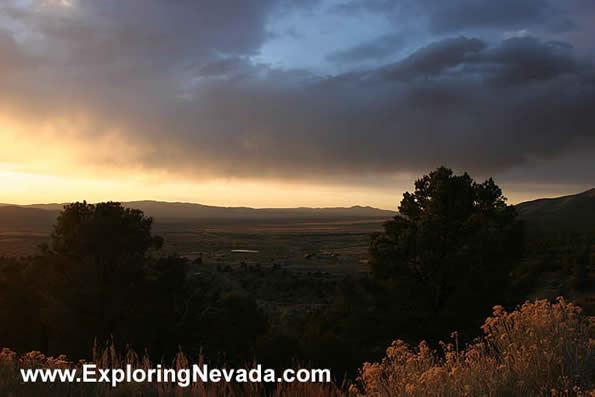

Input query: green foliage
[571,246,592,291]
[0,258,46,353]
[197,292,268,361]
[0,202,272,364]
[1,176,591,384]
[51,201,163,261]
[369,166,523,310]
[41,202,164,357]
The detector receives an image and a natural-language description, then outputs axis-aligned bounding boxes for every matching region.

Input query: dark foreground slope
[515,188,595,233]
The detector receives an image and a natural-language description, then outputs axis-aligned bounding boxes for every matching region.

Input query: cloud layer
[1,0,594,189]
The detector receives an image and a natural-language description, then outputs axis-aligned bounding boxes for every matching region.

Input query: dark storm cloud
[418,0,574,34]
[326,33,404,63]
[1,0,594,185]
[383,37,486,81]
[151,35,595,179]
[332,0,574,34]
[476,37,585,85]
[97,34,592,180]
[197,58,250,77]
[2,0,279,64]
[381,36,587,84]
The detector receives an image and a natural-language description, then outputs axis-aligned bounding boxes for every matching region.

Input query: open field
[155,217,386,273]
[154,218,388,324]
[0,217,387,268]
[0,217,388,323]
[0,231,49,257]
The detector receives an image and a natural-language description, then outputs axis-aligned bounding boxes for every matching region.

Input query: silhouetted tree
[0,257,46,352]
[370,167,522,310]
[43,201,164,357]
[51,201,163,261]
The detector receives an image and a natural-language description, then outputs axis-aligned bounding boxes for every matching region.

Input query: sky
[1,0,594,209]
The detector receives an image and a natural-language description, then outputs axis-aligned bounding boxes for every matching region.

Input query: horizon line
[2,186,594,212]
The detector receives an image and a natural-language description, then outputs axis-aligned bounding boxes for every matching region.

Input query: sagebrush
[1,298,593,396]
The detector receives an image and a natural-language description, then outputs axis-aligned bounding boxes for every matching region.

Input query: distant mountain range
[0,200,397,230]
[1,188,594,232]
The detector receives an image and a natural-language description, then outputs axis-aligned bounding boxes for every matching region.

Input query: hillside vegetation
[0,168,593,395]
[1,298,592,396]
[516,188,595,233]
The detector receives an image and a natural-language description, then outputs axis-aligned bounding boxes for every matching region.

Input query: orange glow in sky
[0,115,589,209]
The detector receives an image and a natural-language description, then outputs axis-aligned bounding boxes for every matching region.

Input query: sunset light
[0,1,594,395]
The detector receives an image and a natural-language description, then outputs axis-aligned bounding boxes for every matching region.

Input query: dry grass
[352,297,594,397]
[1,297,593,396]
[0,344,345,397]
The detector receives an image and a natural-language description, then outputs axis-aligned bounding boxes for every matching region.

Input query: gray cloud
[0,30,35,73]
[326,33,404,63]
[476,37,586,85]
[94,35,593,181]
[0,1,594,189]
[418,0,574,34]
[383,37,486,80]
[334,0,575,34]
[139,36,595,180]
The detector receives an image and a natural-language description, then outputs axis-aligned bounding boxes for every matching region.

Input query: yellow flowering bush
[1,298,593,396]
[353,298,594,397]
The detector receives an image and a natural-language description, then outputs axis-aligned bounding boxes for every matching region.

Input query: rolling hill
[1,200,397,230]
[2,188,594,232]
[0,205,58,231]
[117,201,397,221]
[515,188,595,233]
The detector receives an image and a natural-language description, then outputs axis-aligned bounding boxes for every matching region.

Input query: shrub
[353,298,594,397]
[1,298,593,396]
